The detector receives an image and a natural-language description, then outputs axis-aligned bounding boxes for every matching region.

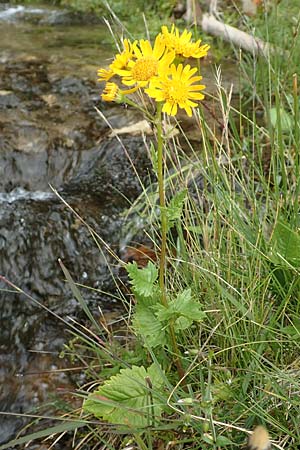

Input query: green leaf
[187,225,203,234]
[202,434,214,445]
[174,316,192,330]
[133,303,168,348]
[173,289,206,320]
[215,435,235,446]
[126,261,158,298]
[202,434,234,447]
[165,189,187,230]
[155,289,206,331]
[0,421,85,450]
[269,107,292,132]
[270,221,300,267]
[281,318,300,340]
[83,364,165,428]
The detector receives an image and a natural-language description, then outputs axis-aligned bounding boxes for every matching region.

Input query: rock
[0,90,20,108]
[62,136,153,206]
[53,76,89,96]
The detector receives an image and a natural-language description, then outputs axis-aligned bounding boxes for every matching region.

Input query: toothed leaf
[133,303,168,348]
[126,261,158,298]
[155,289,206,331]
[84,364,165,427]
[165,189,187,230]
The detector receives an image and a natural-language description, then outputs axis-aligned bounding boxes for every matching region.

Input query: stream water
[0,3,151,445]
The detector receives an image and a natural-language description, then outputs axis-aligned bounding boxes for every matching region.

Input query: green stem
[155,103,185,382]
[156,102,168,307]
[123,97,154,121]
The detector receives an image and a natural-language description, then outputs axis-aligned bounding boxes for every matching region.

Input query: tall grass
[119,48,300,447]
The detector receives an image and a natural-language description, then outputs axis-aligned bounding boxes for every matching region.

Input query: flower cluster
[97,25,209,117]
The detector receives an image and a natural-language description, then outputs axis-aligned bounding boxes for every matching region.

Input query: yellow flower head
[145,63,206,117]
[101,82,119,102]
[110,38,135,73]
[114,35,175,88]
[101,82,139,103]
[161,24,210,59]
[98,40,135,85]
[98,67,114,82]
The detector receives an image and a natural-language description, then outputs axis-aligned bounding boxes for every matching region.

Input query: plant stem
[156,102,168,308]
[293,73,300,226]
[155,103,185,382]
[124,96,154,121]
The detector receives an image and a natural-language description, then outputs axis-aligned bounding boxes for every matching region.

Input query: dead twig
[201,13,271,56]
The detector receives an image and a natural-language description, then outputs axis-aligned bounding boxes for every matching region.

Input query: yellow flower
[98,39,135,84]
[97,68,114,82]
[145,63,206,117]
[110,39,135,73]
[161,24,210,59]
[101,82,139,103]
[101,82,119,102]
[114,35,175,88]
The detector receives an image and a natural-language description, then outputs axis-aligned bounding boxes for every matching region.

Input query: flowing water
[0,3,150,444]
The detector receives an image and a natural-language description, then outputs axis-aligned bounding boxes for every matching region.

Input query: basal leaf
[202,434,234,446]
[83,364,165,428]
[126,261,158,298]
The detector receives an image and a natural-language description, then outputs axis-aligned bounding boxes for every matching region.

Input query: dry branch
[201,13,271,56]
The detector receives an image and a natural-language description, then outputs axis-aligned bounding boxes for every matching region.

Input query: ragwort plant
[83,24,217,445]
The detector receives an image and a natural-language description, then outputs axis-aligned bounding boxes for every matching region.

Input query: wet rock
[0,89,20,108]
[62,136,153,206]
[40,10,103,26]
[0,322,73,444]
[4,59,49,95]
[0,193,125,445]
[0,54,148,197]
[14,121,49,153]
[53,76,89,96]
[0,6,152,446]
[0,198,122,301]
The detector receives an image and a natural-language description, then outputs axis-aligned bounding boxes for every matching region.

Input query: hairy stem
[156,103,185,382]
[156,102,168,307]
